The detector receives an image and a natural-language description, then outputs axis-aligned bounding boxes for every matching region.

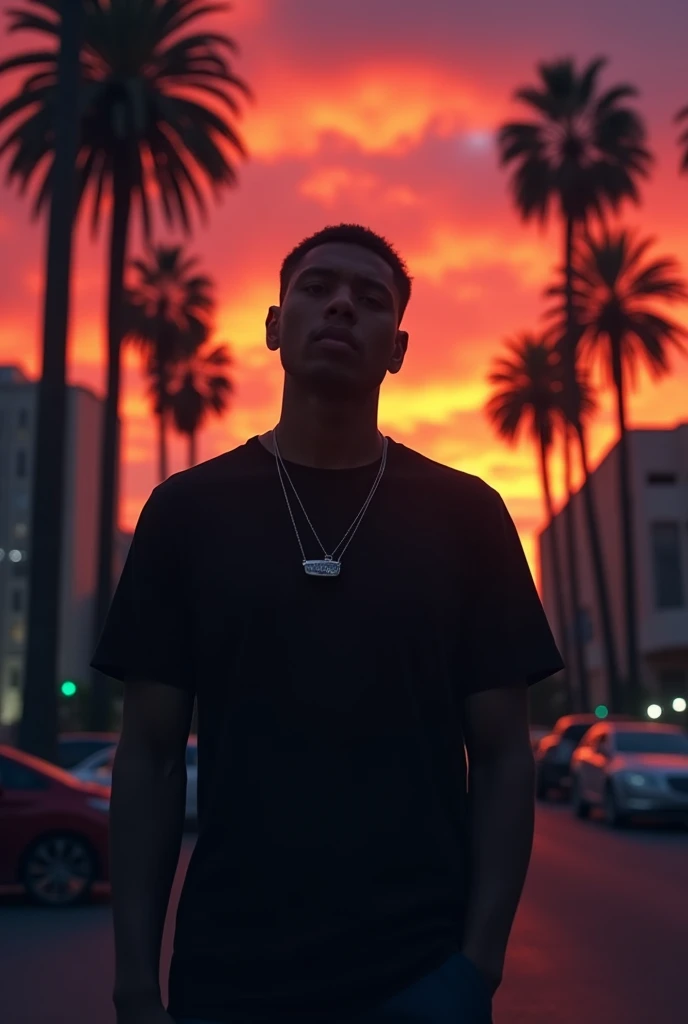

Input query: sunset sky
[1,0,688,576]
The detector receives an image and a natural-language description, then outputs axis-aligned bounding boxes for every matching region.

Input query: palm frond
[498,55,649,224]
[0,0,251,236]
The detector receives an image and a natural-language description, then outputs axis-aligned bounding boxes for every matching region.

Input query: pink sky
[1,0,688,575]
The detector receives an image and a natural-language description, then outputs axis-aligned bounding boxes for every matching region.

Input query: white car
[570,721,688,827]
[70,737,198,821]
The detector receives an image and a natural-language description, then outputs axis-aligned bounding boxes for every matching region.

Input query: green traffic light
[595,704,609,719]
[61,680,77,698]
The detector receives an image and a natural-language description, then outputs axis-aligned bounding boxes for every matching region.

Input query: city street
[1,804,686,1024]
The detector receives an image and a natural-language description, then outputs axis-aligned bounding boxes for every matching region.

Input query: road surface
[1,804,686,1023]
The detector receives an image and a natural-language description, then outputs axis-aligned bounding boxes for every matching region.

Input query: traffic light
[61,680,77,698]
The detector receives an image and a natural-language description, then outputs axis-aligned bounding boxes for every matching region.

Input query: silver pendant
[303,558,341,577]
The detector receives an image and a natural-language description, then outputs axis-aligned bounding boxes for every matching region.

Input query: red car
[0,744,110,907]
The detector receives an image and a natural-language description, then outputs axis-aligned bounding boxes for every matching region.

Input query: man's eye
[363,296,384,308]
[304,283,325,295]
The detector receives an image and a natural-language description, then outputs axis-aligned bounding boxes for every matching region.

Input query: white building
[539,424,688,713]
[0,365,105,732]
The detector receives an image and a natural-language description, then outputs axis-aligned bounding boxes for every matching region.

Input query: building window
[15,449,27,478]
[650,522,685,609]
[647,472,677,485]
[9,667,21,689]
[11,588,23,614]
[9,622,26,646]
[14,522,28,540]
[18,408,29,429]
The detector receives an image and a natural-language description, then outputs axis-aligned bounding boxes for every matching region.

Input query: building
[0,365,105,731]
[539,424,688,713]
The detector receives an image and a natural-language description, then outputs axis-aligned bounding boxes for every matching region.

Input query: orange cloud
[246,61,506,159]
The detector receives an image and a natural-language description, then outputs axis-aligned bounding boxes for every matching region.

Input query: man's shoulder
[392,440,501,506]
[147,438,260,510]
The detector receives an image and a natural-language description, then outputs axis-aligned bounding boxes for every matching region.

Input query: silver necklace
[271,428,389,577]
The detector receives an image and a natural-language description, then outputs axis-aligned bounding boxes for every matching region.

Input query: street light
[673,697,687,713]
[647,704,662,720]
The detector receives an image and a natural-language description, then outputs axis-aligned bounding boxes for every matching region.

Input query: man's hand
[461,685,536,1001]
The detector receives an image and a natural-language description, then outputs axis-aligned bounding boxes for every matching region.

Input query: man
[93,223,563,1024]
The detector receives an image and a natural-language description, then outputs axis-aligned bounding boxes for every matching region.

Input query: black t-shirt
[92,436,563,1024]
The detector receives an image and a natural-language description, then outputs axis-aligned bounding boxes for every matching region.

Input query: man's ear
[266,306,280,351]
[388,330,409,375]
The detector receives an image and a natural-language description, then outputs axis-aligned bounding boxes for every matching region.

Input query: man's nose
[325,286,357,318]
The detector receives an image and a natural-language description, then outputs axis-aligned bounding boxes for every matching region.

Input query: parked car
[0,745,110,907]
[70,736,199,821]
[570,721,688,828]
[57,732,120,770]
[535,714,602,800]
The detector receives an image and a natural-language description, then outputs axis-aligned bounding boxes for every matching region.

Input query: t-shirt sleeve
[90,483,194,691]
[462,484,564,695]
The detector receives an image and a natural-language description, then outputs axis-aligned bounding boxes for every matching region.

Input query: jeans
[176,949,493,1023]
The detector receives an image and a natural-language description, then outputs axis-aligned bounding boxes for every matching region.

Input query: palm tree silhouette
[0,0,251,730]
[570,228,687,710]
[545,327,624,712]
[486,334,583,710]
[125,245,215,483]
[498,56,649,707]
[168,343,234,468]
[0,1,84,759]
[674,102,688,173]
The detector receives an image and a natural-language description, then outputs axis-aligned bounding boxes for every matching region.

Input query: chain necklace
[271,428,389,577]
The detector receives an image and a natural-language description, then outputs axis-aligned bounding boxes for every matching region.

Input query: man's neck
[260,380,384,469]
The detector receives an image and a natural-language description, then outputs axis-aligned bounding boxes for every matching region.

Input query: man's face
[266,242,409,398]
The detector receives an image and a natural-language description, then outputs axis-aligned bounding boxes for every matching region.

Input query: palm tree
[547,326,624,712]
[570,228,688,711]
[498,56,649,712]
[486,334,576,710]
[125,245,215,482]
[168,343,234,468]
[674,102,688,173]
[498,57,650,357]
[0,0,84,760]
[0,0,251,731]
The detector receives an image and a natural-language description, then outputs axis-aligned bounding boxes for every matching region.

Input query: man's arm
[110,680,194,1021]
[461,683,535,994]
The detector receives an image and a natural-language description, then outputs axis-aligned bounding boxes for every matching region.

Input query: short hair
[279,223,413,322]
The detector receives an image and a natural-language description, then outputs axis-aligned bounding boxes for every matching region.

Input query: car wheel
[604,784,628,830]
[21,833,97,907]
[572,778,591,819]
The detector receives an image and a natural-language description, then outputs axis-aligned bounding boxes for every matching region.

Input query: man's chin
[295,367,376,400]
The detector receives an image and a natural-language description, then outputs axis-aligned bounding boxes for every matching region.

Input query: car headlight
[87,797,110,813]
[621,772,658,789]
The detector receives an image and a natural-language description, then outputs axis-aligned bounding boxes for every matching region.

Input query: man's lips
[311,326,359,350]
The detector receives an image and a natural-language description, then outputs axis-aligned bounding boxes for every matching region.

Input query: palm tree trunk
[559,215,588,712]
[18,0,84,761]
[158,405,167,482]
[575,423,623,712]
[613,348,641,713]
[157,366,169,483]
[188,430,198,469]
[556,428,585,708]
[155,329,169,483]
[538,435,573,710]
[563,427,589,711]
[89,155,132,731]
